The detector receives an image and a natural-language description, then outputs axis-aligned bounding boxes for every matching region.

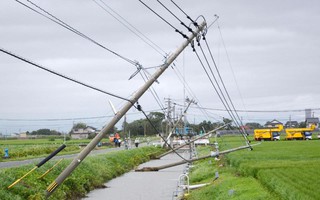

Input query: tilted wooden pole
[136,144,251,172]
[156,124,229,159]
[45,21,207,197]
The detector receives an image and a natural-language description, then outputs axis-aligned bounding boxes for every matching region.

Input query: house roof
[265,119,283,126]
[285,121,298,125]
[306,117,319,123]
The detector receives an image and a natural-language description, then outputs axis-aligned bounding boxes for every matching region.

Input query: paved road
[0,146,127,169]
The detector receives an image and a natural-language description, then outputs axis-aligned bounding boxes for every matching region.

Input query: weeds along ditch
[0,146,165,200]
[185,136,320,200]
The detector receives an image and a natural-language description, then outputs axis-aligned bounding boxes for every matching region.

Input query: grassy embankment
[0,146,165,200]
[185,135,320,200]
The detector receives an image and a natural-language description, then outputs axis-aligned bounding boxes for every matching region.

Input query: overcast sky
[1,0,320,134]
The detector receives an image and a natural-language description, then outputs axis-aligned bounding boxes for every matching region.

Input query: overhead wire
[190,41,236,124]
[138,0,188,39]
[135,103,191,163]
[170,0,198,27]
[152,1,220,122]
[162,1,226,123]
[198,33,245,131]
[191,34,251,147]
[156,0,193,33]
[167,1,231,125]
[90,0,170,118]
[15,0,138,67]
[171,64,221,122]
[0,47,131,103]
[216,20,250,122]
[186,15,250,143]
[138,70,166,114]
[92,0,167,57]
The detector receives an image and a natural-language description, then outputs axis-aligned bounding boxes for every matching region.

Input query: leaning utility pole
[136,145,251,171]
[45,21,207,197]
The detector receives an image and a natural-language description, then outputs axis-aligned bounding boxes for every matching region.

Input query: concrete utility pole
[157,124,229,159]
[136,145,251,171]
[163,99,194,147]
[164,97,173,136]
[45,21,207,197]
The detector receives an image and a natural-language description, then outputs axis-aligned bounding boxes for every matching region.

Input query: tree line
[25,112,309,137]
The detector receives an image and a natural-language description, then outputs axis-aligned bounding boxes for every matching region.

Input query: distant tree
[198,120,213,132]
[88,132,98,139]
[197,120,225,133]
[36,129,51,135]
[125,112,165,137]
[50,130,61,135]
[245,122,263,129]
[28,129,61,135]
[223,118,233,126]
[73,123,87,129]
[126,119,145,136]
[298,121,306,128]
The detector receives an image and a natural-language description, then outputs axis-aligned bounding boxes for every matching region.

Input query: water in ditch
[84,151,190,200]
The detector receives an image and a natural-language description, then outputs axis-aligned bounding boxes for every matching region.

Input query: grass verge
[0,146,165,200]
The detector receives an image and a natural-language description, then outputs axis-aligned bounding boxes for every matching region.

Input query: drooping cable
[200,20,251,144]
[202,34,246,129]
[139,70,166,114]
[15,0,138,67]
[190,42,236,125]
[197,42,250,143]
[171,65,220,122]
[190,40,251,147]
[134,103,191,163]
[217,20,249,122]
[0,47,131,103]
[92,0,167,57]
[170,0,198,28]
[156,0,193,33]
[138,0,188,39]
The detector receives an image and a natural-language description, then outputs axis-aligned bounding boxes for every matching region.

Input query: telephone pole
[45,21,207,197]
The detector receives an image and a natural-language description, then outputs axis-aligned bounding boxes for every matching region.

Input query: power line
[199,31,246,130]
[136,103,191,163]
[156,0,193,32]
[191,38,251,147]
[138,0,188,39]
[15,0,138,67]
[171,64,220,122]
[92,0,167,57]
[197,107,320,113]
[170,0,198,27]
[216,20,249,119]
[0,47,131,102]
[0,108,165,122]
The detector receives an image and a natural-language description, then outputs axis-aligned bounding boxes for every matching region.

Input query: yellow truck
[285,124,316,140]
[254,124,283,141]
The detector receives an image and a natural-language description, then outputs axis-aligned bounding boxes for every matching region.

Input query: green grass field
[0,138,111,161]
[185,135,320,200]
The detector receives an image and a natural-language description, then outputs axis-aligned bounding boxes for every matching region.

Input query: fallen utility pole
[8,144,66,189]
[45,21,207,197]
[135,144,250,172]
[156,124,229,159]
[38,158,64,179]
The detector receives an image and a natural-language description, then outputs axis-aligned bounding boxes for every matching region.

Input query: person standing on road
[134,138,140,147]
[118,139,121,147]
